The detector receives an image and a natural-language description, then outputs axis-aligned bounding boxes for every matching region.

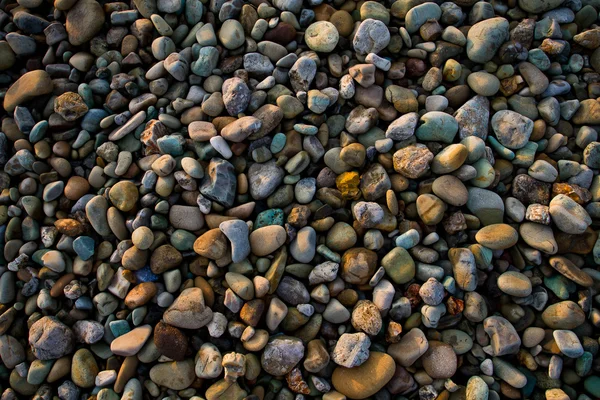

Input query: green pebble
[170,229,196,251]
[254,208,284,229]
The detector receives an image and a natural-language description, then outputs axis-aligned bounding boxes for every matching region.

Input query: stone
[332,352,396,399]
[4,70,53,112]
[421,341,457,379]
[261,336,304,376]
[65,0,105,46]
[164,288,213,329]
[28,317,74,360]
[305,21,339,52]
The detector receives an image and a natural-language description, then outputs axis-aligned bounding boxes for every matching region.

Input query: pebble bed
[2,0,600,399]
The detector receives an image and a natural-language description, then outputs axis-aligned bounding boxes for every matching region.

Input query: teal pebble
[73,236,95,261]
[577,352,593,377]
[584,376,600,398]
[78,83,94,108]
[415,111,458,143]
[488,136,515,160]
[29,120,48,143]
[270,133,287,153]
[254,208,284,229]
[442,276,456,294]
[316,244,341,263]
[528,48,551,71]
[544,275,575,299]
[156,135,185,157]
[72,130,91,149]
[109,320,131,338]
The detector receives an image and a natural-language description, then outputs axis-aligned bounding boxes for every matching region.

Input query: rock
[542,301,585,329]
[221,116,262,142]
[455,95,490,139]
[65,0,105,46]
[305,21,339,52]
[466,17,509,63]
[475,224,519,249]
[149,360,195,390]
[386,112,418,141]
[249,225,286,256]
[331,332,371,368]
[200,158,237,208]
[164,287,213,329]
[553,330,584,358]
[353,19,390,56]
[220,220,251,263]
[497,271,532,297]
[261,336,304,376]
[332,352,396,399]
[0,335,25,369]
[28,317,74,360]
[421,341,457,379]
[110,325,152,356]
[351,301,382,335]
[248,161,284,200]
[222,77,250,115]
[549,194,591,234]
[71,349,98,388]
[483,316,521,356]
[388,328,429,367]
[219,19,245,49]
[4,70,53,112]
[393,144,434,179]
[491,110,533,149]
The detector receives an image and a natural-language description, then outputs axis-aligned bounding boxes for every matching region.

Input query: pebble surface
[0,0,600,399]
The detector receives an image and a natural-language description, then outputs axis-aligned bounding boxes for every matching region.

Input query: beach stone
[466,17,509,63]
[110,325,152,356]
[164,287,213,329]
[65,0,105,46]
[28,317,74,360]
[0,335,25,369]
[421,341,457,379]
[542,301,585,329]
[248,161,284,200]
[332,352,395,399]
[332,332,371,368]
[483,316,521,356]
[388,328,429,367]
[249,225,286,256]
[200,158,237,208]
[553,330,584,358]
[4,70,53,112]
[220,220,251,263]
[219,20,245,49]
[497,271,532,297]
[393,144,433,179]
[475,224,518,249]
[261,336,304,376]
[305,21,339,52]
[491,110,533,150]
[455,95,490,140]
[549,194,592,234]
[340,247,377,285]
[149,360,195,390]
[548,256,593,287]
[353,19,390,56]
